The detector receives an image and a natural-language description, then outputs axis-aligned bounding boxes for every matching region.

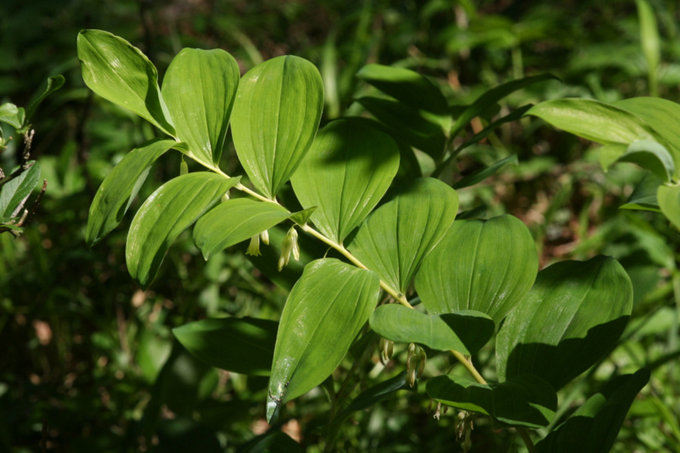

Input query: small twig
[23,179,48,226]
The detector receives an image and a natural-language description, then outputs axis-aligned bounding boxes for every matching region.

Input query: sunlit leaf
[231,55,324,199]
[496,256,633,390]
[416,215,537,324]
[126,173,239,288]
[291,118,400,243]
[86,138,175,247]
[162,48,239,166]
[0,103,25,129]
[349,177,459,294]
[77,29,174,135]
[0,161,40,220]
[267,259,380,423]
[657,183,680,230]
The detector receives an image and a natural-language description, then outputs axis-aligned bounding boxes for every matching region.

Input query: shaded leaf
[231,56,324,199]
[427,374,556,429]
[620,171,662,212]
[126,173,239,288]
[86,138,175,247]
[173,317,277,376]
[0,161,40,220]
[291,118,400,243]
[162,48,240,166]
[348,177,459,294]
[657,183,680,230]
[239,431,304,453]
[77,29,174,135]
[194,198,292,260]
[458,104,533,152]
[26,75,65,122]
[452,154,518,189]
[496,256,633,390]
[369,304,494,355]
[416,215,537,324]
[267,259,380,422]
[603,139,674,182]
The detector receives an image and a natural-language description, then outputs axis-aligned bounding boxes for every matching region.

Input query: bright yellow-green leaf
[162,48,240,166]
[657,183,680,230]
[77,29,174,135]
[291,118,400,244]
[231,56,324,199]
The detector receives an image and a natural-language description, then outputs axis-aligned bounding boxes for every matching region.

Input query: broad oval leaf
[348,177,459,294]
[657,183,680,230]
[231,55,324,199]
[369,304,494,355]
[620,171,662,212]
[291,118,400,244]
[0,103,25,129]
[427,374,556,429]
[536,368,650,453]
[356,64,449,114]
[415,215,538,324]
[162,48,240,166]
[126,172,240,288]
[0,161,40,221]
[601,139,675,182]
[267,258,380,422]
[86,138,175,247]
[77,29,174,135]
[527,98,658,147]
[193,198,293,260]
[173,317,277,376]
[496,256,633,391]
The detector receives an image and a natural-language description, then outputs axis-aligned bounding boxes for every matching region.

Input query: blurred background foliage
[1,0,680,451]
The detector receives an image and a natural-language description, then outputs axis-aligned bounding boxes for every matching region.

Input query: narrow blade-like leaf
[86,138,175,247]
[162,48,240,166]
[126,173,239,288]
[452,154,518,190]
[231,56,324,199]
[26,75,65,122]
[291,118,400,243]
[0,161,40,220]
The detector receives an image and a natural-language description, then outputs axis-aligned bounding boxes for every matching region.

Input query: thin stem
[517,427,536,453]
[450,350,486,385]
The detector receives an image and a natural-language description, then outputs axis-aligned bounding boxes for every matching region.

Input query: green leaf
[458,104,533,153]
[527,98,658,146]
[451,73,556,139]
[348,177,459,294]
[86,138,175,247]
[601,139,674,182]
[355,96,446,159]
[657,183,680,230]
[356,64,449,114]
[77,29,175,135]
[289,206,316,226]
[613,97,680,175]
[0,103,25,129]
[193,198,293,260]
[173,317,277,376]
[452,154,518,190]
[620,171,663,212]
[240,431,304,453]
[636,0,660,92]
[291,118,400,243]
[231,55,324,199]
[369,305,494,355]
[162,48,240,166]
[536,369,650,453]
[416,216,537,324]
[26,75,65,122]
[0,161,41,220]
[427,374,556,429]
[126,173,239,288]
[496,256,633,391]
[267,258,380,422]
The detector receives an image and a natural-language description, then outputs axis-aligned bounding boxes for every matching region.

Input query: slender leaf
[162,48,240,166]
[636,0,660,96]
[267,259,380,422]
[193,198,293,260]
[348,177,459,294]
[239,431,304,453]
[427,374,556,429]
[356,64,449,114]
[369,305,494,355]
[77,29,175,135]
[496,256,633,390]
[458,104,533,152]
[26,75,65,122]
[126,173,239,288]
[291,118,400,243]
[536,369,650,453]
[452,154,518,190]
[0,161,40,220]
[0,103,25,129]
[86,138,175,247]
[231,55,324,199]
[657,183,680,230]
[173,317,277,376]
[620,171,662,212]
[451,73,556,138]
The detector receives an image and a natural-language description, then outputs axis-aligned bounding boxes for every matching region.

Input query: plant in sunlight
[79,29,649,452]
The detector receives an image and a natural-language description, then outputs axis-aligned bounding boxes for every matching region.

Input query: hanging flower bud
[456,411,473,452]
[278,226,298,271]
[246,234,261,256]
[379,337,394,366]
[406,343,426,387]
[221,191,230,202]
[260,229,270,245]
[290,227,299,261]
[180,156,188,175]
